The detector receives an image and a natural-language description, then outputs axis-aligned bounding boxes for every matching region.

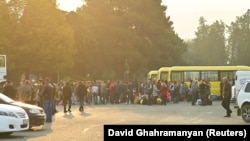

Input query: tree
[228,9,250,65]
[1,0,188,82]
[0,0,19,81]
[11,0,75,80]
[0,0,13,53]
[193,17,227,65]
[69,0,186,80]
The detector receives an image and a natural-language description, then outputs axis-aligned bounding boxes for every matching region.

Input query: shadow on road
[63,112,75,119]
[80,112,91,117]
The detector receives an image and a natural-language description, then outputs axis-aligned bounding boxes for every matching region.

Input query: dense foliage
[0,0,249,83]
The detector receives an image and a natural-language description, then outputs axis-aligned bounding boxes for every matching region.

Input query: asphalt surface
[0,100,249,141]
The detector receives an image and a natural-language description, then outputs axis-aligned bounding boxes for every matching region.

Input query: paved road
[1,100,249,141]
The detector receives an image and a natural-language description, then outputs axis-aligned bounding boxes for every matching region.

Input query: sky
[56,0,250,40]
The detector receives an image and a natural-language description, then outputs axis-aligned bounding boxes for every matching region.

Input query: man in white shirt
[92,83,99,105]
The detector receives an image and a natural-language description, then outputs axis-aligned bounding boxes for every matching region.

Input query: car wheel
[241,104,250,122]
[0,132,13,136]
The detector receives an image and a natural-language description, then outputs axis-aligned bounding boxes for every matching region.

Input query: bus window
[151,74,158,81]
[201,71,218,81]
[160,72,168,81]
[171,71,184,82]
[147,70,158,81]
[157,67,171,81]
[184,71,199,81]
[220,71,234,82]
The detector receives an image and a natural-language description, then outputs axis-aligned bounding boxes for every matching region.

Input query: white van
[236,80,250,122]
[232,71,250,102]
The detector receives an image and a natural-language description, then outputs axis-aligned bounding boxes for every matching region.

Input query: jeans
[79,97,84,111]
[93,92,98,104]
[147,93,152,105]
[43,100,53,122]
[173,93,179,103]
[51,99,57,114]
[119,93,124,103]
[222,97,231,115]
[191,92,197,105]
[126,92,133,104]
[63,98,72,111]
[110,92,115,104]
[86,95,92,105]
[101,93,107,104]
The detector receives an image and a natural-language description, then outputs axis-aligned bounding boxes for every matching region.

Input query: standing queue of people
[1,76,233,120]
[34,79,210,109]
[0,78,197,108]
[40,77,231,119]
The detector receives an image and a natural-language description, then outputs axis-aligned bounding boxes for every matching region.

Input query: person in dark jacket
[221,77,232,117]
[37,79,44,108]
[63,81,72,113]
[172,81,180,103]
[41,77,53,123]
[50,79,58,115]
[190,80,198,105]
[199,80,207,106]
[3,81,17,100]
[113,81,120,104]
[76,81,87,112]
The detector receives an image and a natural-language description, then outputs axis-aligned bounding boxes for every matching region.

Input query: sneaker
[68,110,72,112]
[224,115,231,117]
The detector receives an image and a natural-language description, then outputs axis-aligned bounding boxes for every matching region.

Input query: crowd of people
[1,76,233,121]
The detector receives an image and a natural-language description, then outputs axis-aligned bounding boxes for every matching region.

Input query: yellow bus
[157,67,171,82]
[147,70,158,81]
[168,66,250,97]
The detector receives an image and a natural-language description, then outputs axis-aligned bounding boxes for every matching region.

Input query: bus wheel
[241,105,250,122]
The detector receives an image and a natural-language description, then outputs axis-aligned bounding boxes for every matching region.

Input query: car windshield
[0,93,15,103]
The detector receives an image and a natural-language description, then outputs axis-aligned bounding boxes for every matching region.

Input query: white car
[236,80,250,122]
[0,104,29,136]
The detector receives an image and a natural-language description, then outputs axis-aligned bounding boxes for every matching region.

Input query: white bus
[0,55,7,83]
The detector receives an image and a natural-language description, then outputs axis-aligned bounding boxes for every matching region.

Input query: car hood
[11,101,43,110]
[0,104,26,112]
